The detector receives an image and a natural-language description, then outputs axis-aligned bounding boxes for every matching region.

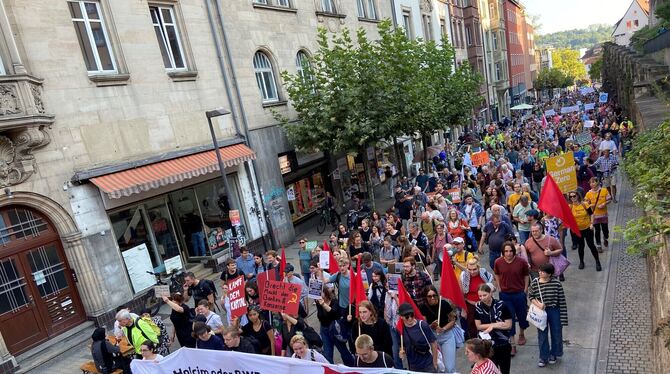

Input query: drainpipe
[390,0,398,29]
[204,0,274,251]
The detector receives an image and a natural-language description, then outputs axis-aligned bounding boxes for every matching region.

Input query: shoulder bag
[531,236,570,276]
[526,278,547,331]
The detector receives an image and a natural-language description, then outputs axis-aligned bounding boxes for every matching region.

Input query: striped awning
[90,144,255,199]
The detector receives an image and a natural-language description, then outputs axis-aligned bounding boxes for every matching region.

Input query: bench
[80,361,123,374]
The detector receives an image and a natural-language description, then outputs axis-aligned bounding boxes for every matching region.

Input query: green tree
[537,24,612,49]
[589,57,603,82]
[552,49,587,82]
[534,68,572,97]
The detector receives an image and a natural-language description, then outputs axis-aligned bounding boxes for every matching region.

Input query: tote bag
[526,279,547,331]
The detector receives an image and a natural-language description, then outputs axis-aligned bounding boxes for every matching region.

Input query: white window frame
[150,5,187,71]
[0,55,6,75]
[69,0,117,74]
[366,0,377,19]
[402,10,413,39]
[295,51,309,79]
[321,0,336,13]
[253,51,279,103]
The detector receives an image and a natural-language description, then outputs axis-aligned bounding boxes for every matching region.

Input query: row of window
[253,50,309,103]
[255,0,378,19]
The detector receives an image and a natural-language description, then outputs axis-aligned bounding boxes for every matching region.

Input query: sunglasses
[299,241,306,244]
[570,195,577,198]
[426,294,438,299]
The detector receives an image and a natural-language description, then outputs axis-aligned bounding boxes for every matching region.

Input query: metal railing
[643,29,670,55]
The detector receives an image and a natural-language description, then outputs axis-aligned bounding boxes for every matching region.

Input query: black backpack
[201,278,218,297]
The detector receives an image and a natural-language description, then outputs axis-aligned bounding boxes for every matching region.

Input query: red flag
[539,174,582,237]
[396,280,425,333]
[440,248,467,310]
[354,257,367,317]
[323,240,330,252]
[279,246,287,280]
[541,114,548,129]
[349,262,357,309]
[328,249,339,274]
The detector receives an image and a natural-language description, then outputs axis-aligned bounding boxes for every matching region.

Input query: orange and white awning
[90,144,255,199]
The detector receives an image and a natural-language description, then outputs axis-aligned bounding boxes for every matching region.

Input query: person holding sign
[316,287,355,366]
[284,264,309,314]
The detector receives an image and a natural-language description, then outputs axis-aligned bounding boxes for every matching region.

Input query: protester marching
[94,87,629,374]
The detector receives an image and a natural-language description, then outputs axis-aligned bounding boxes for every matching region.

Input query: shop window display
[287,173,325,222]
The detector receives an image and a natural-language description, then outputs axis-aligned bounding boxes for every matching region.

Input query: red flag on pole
[541,114,548,129]
[323,240,330,252]
[349,262,357,308]
[328,249,339,274]
[396,280,425,333]
[279,246,287,279]
[538,173,582,237]
[354,257,367,317]
[440,248,467,310]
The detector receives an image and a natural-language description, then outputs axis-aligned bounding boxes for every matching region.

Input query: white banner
[131,348,431,374]
[579,87,595,95]
[560,105,580,114]
[544,109,556,116]
[584,103,595,111]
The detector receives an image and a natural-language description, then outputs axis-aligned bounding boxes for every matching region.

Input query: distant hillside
[537,24,613,49]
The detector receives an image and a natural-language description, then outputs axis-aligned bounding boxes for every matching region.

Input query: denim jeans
[489,251,501,270]
[436,328,457,373]
[191,231,206,256]
[499,291,529,337]
[390,325,404,369]
[320,324,355,366]
[538,306,563,361]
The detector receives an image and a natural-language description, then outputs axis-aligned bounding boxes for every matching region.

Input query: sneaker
[596,263,602,272]
[597,245,603,253]
[579,262,585,269]
[510,345,517,357]
[538,360,547,367]
[571,245,577,251]
[559,274,565,282]
[549,356,557,364]
[604,239,609,248]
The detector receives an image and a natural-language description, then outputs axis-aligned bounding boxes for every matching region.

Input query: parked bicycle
[316,204,340,234]
[142,269,185,316]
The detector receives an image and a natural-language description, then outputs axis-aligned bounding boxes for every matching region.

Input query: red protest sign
[256,269,277,296]
[470,151,490,167]
[447,188,461,203]
[260,279,301,315]
[227,275,247,319]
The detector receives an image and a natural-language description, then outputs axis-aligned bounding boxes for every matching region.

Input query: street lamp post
[206,108,235,211]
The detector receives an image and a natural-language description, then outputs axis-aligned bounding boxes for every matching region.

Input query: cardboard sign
[447,188,461,204]
[319,251,330,270]
[387,274,401,292]
[583,120,595,128]
[546,151,578,194]
[229,210,241,226]
[470,151,490,167]
[153,285,170,299]
[227,276,248,319]
[584,103,595,111]
[575,131,592,145]
[308,278,323,299]
[260,279,302,315]
[257,268,277,296]
[599,93,609,103]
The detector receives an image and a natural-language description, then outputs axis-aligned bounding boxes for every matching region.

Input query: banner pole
[437,296,442,327]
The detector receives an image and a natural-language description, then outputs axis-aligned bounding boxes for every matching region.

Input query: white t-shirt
[143,354,164,361]
[292,349,330,363]
[599,139,617,153]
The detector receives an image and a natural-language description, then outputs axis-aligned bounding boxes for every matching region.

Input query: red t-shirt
[466,274,485,302]
[524,235,562,272]
[494,256,529,293]
[471,358,502,374]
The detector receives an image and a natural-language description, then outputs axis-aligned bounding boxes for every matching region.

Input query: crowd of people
[92,88,630,374]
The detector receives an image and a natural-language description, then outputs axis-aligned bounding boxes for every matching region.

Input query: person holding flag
[397,300,439,372]
[420,285,459,373]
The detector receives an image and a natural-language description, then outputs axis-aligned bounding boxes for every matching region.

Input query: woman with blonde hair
[459,257,496,339]
[347,300,393,357]
[290,335,329,363]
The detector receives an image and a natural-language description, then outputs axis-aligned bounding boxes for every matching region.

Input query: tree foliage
[552,49,587,81]
[533,68,572,94]
[277,20,482,165]
[536,24,612,49]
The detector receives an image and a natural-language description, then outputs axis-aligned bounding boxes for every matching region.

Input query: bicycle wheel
[317,216,327,234]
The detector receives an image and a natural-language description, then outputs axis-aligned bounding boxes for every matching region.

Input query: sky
[522,0,634,34]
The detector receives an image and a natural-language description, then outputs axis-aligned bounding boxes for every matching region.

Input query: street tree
[552,48,587,82]
[534,68,572,97]
[588,57,603,82]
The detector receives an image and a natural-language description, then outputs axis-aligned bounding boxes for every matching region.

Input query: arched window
[253,51,279,103]
[295,50,309,79]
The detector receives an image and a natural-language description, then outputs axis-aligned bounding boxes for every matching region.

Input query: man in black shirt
[354,334,393,368]
[222,326,257,354]
[220,258,245,288]
[182,271,215,307]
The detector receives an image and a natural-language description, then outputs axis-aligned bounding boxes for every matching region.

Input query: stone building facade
[479,0,509,120]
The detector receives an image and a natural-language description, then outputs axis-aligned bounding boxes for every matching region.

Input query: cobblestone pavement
[596,175,655,374]
[24,180,657,373]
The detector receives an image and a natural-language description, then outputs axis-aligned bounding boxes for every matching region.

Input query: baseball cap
[398,302,414,316]
[452,237,465,244]
[284,263,295,273]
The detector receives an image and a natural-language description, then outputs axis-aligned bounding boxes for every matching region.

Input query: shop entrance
[0,206,85,355]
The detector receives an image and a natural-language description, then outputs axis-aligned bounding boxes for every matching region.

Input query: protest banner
[387,274,401,292]
[599,92,609,103]
[544,109,556,116]
[579,87,595,95]
[584,103,595,111]
[575,131,592,145]
[153,285,170,299]
[260,278,301,315]
[584,120,595,128]
[470,151,490,167]
[227,276,247,319]
[546,151,578,194]
[560,105,580,114]
[308,278,323,299]
[131,348,429,374]
[446,188,461,204]
[256,268,277,295]
[319,251,330,270]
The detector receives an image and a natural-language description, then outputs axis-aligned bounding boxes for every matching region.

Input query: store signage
[279,155,292,174]
[229,210,241,226]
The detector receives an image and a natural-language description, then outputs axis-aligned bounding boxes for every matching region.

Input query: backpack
[140,316,161,336]
[201,278,218,297]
